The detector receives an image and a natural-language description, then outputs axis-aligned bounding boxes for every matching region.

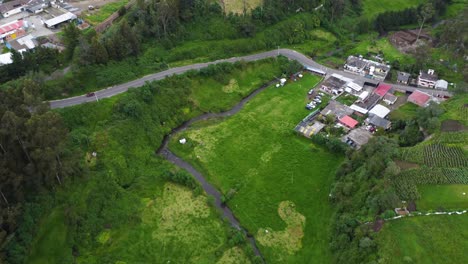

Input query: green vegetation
[6,59,291,264]
[440,94,468,126]
[347,33,415,64]
[170,74,343,263]
[377,214,468,263]
[335,93,358,106]
[361,0,424,18]
[84,0,129,25]
[223,0,263,14]
[418,185,468,210]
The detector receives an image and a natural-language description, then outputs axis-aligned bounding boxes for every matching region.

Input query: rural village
[293,54,451,149]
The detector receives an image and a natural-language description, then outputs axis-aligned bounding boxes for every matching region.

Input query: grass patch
[389,102,419,121]
[418,185,468,210]
[362,0,424,19]
[26,209,70,264]
[347,33,415,64]
[335,93,358,106]
[223,0,263,14]
[170,74,343,262]
[84,0,129,25]
[377,214,468,263]
[440,94,468,126]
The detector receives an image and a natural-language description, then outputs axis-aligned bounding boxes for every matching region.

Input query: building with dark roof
[320,100,354,118]
[0,0,28,18]
[397,71,410,85]
[368,115,391,129]
[383,93,398,105]
[418,69,438,88]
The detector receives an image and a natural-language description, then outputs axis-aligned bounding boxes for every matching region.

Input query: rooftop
[345,127,373,148]
[339,115,359,129]
[374,83,392,97]
[383,93,398,104]
[435,79,448,89]
[0,0,28,14]
[408,90,431,107]
[397,71,410,83]
[419,70,438,81]
[321,100,354,118]
[369,104,391,118]
[0,20,24,35]
[369,115,391,129]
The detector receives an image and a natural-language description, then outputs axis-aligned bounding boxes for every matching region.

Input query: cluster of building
[397,69,449,90]
[0,0,77,65]
[344,55,391,81]
[295,71,438,149]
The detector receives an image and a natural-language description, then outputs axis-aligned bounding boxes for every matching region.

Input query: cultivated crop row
[392,167,468,200]
[435,132,468,145]
[399,144,468,168]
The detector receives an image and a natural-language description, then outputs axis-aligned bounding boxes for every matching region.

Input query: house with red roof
[339,115,359,129]
[374,83,392,97]
[407,90,431,107]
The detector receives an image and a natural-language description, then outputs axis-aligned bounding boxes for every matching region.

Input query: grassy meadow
[24,59,288,263]
[222,0,263,14]
[389,102,418,121]
[377,214,468,263]
[418,185,468,210]
[170,74,343,263]
[361,0,425,18]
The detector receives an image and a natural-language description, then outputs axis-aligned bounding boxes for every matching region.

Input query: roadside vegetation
[2,58,298,263]
[170,74,343,263]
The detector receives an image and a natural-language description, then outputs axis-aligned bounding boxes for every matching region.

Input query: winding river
[157,80,276,261]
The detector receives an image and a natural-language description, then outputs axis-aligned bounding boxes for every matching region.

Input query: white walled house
[418,69,438,88]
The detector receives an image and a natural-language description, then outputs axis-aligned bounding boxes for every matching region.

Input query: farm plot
[399,144,468,168]
[393,167,468,200]
[170,74,343,263]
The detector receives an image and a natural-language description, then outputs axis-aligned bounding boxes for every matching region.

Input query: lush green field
[23,59,287,263]
[85,0,129,25]
[389,102,418,121]
[362,0,425,18]
[347,33,415,64]
[170,74,343,263]
[418,185,468,210]
[377,214,468,263]
[440,94,468,126]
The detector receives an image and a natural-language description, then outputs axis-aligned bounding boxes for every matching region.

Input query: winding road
[49,49,452,109]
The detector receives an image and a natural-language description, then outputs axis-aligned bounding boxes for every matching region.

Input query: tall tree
[416,3,435,42]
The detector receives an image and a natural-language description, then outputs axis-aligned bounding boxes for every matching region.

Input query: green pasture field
[377,214,468,263]
[361,0,425,19]
[418,185,468,210]
[389,102,419,121]
[170,74,343,263]
[25,59,286,263]
[347,33,415,65]
[85,0,129,25]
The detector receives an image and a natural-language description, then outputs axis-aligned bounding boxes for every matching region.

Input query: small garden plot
[85,0,129,25]
[399,144,468,168]
[441,120,467,132]
[393,167,468,200]
[418,185,468,210]
[335,93,358,106]
[389,102,418,121]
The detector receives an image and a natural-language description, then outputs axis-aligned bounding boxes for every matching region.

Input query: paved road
[49,49,452,108]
